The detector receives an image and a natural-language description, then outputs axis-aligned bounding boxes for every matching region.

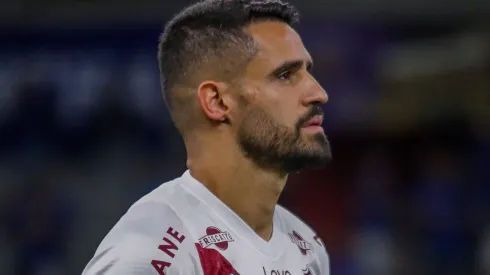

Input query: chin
[303,134,328,148]
[304,141,332,164]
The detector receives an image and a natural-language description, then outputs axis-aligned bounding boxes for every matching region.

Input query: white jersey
[83,170,330,275]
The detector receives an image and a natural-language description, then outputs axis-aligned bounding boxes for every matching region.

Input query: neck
[185,134,288,241]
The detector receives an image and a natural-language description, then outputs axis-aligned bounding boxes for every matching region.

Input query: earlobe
[197,81,229,122]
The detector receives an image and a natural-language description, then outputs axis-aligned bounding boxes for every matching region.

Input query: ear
[197,81,230,122]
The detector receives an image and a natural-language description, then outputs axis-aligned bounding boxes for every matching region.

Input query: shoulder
[83,178,201,275]
[276,205,330,274]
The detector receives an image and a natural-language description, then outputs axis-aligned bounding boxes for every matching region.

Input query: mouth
[301,115,324,132]
[303,115,323,127]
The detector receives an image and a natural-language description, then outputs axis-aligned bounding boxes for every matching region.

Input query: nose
[302,75,328,105]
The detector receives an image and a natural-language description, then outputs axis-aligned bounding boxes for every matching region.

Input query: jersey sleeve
[82,202,200,275]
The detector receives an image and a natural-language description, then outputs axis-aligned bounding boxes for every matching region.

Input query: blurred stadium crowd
[0,10,489,275]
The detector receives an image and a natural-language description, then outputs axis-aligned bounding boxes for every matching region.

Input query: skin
[184,20,329,241]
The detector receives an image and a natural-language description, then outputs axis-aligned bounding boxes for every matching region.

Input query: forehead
[245,21,312,71]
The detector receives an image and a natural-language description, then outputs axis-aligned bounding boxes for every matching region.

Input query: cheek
[250,85,300,127]
[274,108,295,127]
[268,98,299,127]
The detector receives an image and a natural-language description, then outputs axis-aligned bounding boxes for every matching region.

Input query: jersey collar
[180,170,287,259]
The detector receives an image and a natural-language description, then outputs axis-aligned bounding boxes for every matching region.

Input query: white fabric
[82,170,330,275]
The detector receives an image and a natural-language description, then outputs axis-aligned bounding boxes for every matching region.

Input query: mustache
[296,106,324,128]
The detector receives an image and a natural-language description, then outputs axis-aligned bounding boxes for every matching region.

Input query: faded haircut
[158,0,299,133]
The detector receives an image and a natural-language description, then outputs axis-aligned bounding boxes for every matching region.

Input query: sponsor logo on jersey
[301,267,313,275]
[151,226,186,275]
[198,226,234,250]
[288,231,313,255]
[262,266,292,275]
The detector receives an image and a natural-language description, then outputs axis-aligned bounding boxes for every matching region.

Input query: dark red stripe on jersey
[195,243,240,275]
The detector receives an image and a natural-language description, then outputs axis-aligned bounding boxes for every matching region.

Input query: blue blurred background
[0,1,489,274]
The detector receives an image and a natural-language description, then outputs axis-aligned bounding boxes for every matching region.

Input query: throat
[187,151,288,242]
[218,183,278,241]
[191,167,286,242]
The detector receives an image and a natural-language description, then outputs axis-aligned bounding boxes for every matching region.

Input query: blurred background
[0,0,489,274]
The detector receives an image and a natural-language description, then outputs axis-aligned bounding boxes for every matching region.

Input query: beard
[237,105,332,174]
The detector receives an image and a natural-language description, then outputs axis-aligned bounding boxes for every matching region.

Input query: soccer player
[82,0,332,274]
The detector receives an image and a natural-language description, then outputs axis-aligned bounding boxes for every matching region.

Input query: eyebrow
[268,59,313,77]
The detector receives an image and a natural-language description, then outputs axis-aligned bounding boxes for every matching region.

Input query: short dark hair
[158,0,300,134]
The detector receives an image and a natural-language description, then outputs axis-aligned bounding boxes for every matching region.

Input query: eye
[277,70,293,82]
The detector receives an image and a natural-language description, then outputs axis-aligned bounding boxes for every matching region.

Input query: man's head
[158,0,331,173]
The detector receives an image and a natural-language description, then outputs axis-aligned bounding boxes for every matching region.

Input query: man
[83,0,331,274]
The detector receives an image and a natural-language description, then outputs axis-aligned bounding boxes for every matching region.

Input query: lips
[303,115,323,127]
